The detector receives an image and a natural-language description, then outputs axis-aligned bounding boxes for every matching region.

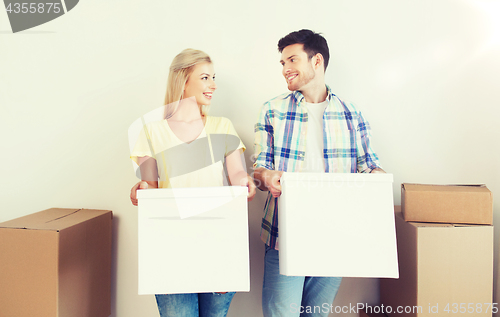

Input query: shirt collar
[291,84,333,104]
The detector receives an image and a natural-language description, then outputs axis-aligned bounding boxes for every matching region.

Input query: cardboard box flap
[281,172,393,184]
[0,208,111,231]
[0,208,80,229]
[395,210,454,228]
[137,186,246,199]
[402,183,489,194]
[451,223,491,228]
[40,209,112,231]
[395,210,482,228]
[414,222,454,228]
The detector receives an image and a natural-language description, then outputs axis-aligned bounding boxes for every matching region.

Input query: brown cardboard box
[0,208,112,317]
[401,183,492,224]
[380,206,493,317]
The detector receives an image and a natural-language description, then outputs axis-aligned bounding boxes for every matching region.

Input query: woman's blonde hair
[164,48,212,119]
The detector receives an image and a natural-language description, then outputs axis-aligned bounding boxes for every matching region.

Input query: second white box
[278,172,398,278]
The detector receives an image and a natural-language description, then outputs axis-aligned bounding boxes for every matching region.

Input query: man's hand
[254,168,284,198]
[370,168,386,174]
[267,170,284,197]
[130,181,148,206]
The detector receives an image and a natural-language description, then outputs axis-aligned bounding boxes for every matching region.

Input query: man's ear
[313,53,324,70]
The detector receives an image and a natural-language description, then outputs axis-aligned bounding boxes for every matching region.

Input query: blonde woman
[130,49,256,317]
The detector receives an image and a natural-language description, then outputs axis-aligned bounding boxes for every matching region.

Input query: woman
[129,48,256,317]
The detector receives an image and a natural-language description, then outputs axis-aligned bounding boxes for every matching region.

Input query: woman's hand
[130,180,158,206]
[240,175,257,201]
[130,181,148,206]
[226,149,256,200]
[132,156,159,206]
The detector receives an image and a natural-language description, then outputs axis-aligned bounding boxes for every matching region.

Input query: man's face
[280,44,315,92]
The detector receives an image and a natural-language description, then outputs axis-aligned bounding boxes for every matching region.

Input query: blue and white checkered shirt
[253,85,382,249]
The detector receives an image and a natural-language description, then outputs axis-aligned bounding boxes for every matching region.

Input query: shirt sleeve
[355,111,382,173]
[224,119,246,157]
[253,102,274,170]
[130,124,155,165]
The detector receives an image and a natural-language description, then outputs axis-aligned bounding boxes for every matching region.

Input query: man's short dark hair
[278,29,330,71]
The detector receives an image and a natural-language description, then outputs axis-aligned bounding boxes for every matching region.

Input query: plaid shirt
[253,85,381,249]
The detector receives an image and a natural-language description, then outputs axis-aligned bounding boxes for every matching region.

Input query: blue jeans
[155,292,235,317]
[262,246,342,317]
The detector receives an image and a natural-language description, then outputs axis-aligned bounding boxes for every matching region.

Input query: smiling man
[253,29,384,317]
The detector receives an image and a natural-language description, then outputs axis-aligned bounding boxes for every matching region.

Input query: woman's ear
[180,84,186,100]
[181,77,189,96]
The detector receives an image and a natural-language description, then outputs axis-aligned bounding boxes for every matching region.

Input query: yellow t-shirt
[130,116,245,188]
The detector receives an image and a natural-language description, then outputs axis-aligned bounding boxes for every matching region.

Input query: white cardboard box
[278,172,398,278]
[137,186,249,294]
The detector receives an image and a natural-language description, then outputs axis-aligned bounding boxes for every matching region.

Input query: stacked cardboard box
[401,184,492,224]
[380,184,493,317]
[0,208,112,317]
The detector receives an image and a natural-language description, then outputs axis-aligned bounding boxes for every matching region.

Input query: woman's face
[183,62,217,106]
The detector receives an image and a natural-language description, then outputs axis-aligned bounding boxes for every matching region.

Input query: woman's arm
[130,156,159,206]
[225,149,256,201]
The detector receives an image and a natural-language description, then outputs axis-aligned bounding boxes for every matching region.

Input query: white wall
[1,0,499,316]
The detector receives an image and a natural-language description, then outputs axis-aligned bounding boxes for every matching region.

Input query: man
[253,29,384,317]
